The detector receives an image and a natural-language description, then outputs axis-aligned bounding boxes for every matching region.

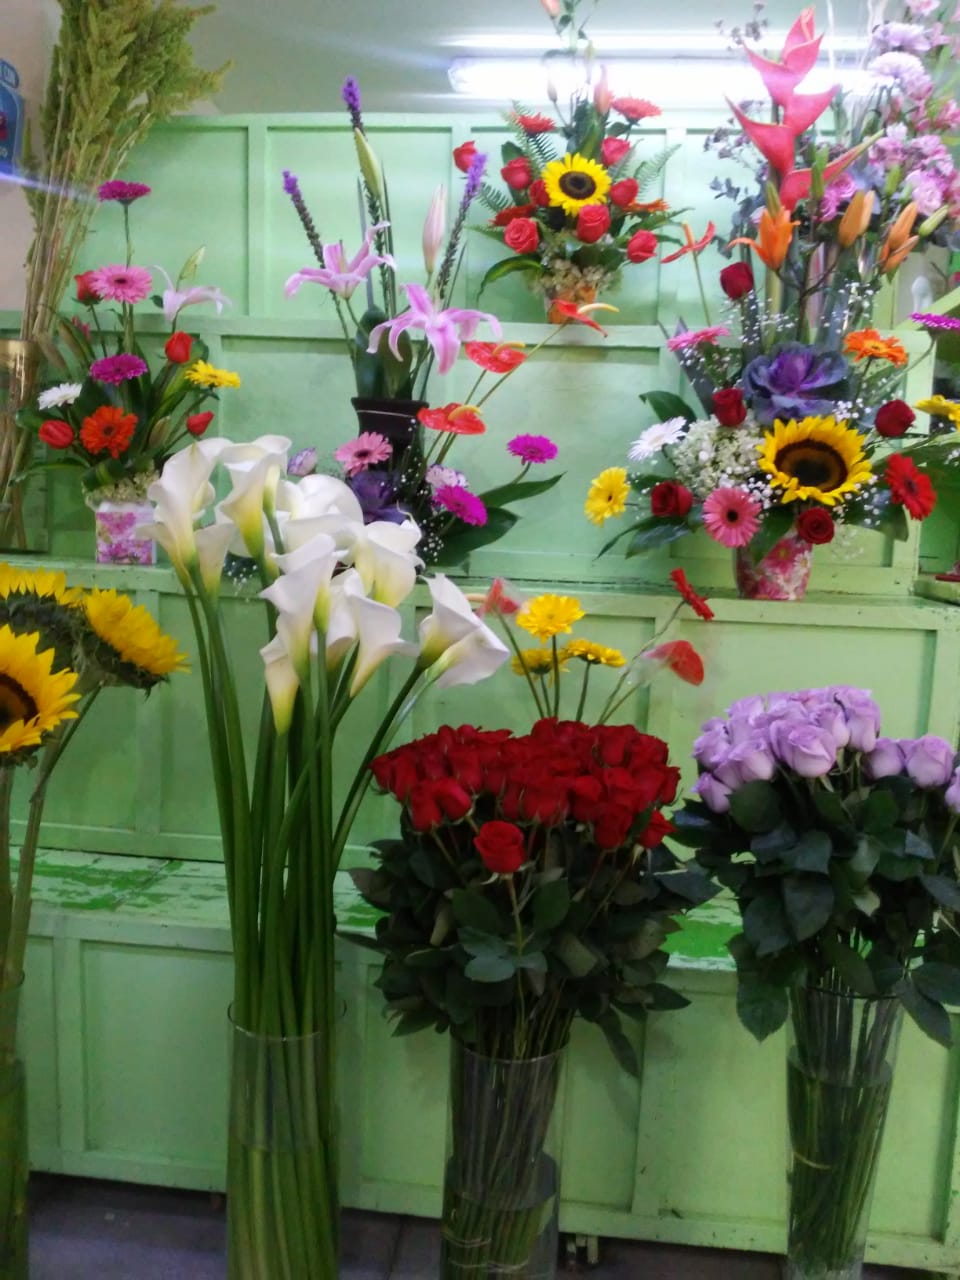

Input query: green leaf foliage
[639,390,699,423]
[729,782,782,834]
[478,253,543,296]
[625,517,690,558]
[737,979,789,1041]
[901,979,953,1048]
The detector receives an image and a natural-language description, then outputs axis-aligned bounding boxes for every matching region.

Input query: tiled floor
[27,1174,935,1279]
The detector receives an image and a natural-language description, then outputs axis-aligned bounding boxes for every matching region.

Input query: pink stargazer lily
[744,7,823,106]
[366,284,501,376]
[155,265,231,325]
[285,222,396,300]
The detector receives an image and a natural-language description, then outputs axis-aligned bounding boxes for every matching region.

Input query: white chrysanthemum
[38,383,83,411]
[425,465,467,490]
[627,417,687,462]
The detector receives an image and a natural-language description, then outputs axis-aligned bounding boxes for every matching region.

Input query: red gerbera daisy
[669,568,715,621]
[491,203,537,227]
[886,454,936,519]
[513,112,555,134]
[464,341,528,373]
[610,96,662,121]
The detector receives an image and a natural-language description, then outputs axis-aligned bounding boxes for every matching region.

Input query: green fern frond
[634,144,681,197]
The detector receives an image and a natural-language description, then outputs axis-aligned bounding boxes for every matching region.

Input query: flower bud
[39,419,74,449]
[354,128,385,205]
[422,185,447,275]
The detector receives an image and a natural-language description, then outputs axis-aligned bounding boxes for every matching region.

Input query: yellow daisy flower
[757,417,872,506]
[0,625,79,757]
[185,359,242,389]
[915,395,960,428]
[585,467,630,525]
[565,638,626,667]
[511,647,571,677]
[541,152,611,216]
[516,595,585,643]
[84,589,189,689]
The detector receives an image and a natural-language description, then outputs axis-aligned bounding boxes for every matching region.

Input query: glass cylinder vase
[92,499,157,566]
[227,1014,338,1280]
[0,977,27,1280]
[735,532,813,601]
[786,986,903,1280]
[440,1039,564,1280]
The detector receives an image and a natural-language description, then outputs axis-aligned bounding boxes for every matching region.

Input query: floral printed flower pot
[735,532,812,601]
[93,500,156,566]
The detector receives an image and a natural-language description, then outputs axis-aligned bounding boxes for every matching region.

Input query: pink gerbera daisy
[89,353,149,384]
[87,265,152,305]
[701,486,762,548]
[507,434,558,464]
[666,326,731,352]
[97,180,152,204]
[434,485,488,527]
[333,431,392,476]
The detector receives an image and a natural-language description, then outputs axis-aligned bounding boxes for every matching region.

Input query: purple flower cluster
[692,686,959,814]
[341,77,363,131]
[742,343,849,425]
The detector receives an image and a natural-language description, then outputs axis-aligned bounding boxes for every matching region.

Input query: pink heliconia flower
[285,222,396,301]
[744,7,823,107]
[367,283,501,376]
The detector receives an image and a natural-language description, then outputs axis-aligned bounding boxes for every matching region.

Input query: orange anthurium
[729,206,797,270]
[660,221,717,264]
[879,202,919,273]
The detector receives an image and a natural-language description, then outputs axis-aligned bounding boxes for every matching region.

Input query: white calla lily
[260,633,301,734]
[287,473,365,523]
[417,574,509,687]
[219,436,292,560]
[324,569,362,671]
[348,519,422,608]
[346,585,418,695]
[261,533,339,668]
[194,517,237,595]
[143,438,231,580]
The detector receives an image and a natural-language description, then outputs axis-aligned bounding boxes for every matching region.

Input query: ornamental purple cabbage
[742,343,850,425]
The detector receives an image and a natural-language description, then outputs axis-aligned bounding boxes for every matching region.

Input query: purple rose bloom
[714,738,777,788]
[863,738,904,780]
[945,767,960,814]
[693,771,731,814]
[829,687,882,753]
[810,703,851,749]
[348,471,408,524]
[742,343,850,425]
[901,735,956,788]
[769,720,838,778]
[693,726,731,771]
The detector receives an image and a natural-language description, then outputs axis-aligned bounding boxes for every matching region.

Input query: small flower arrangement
[19,183,234,503]
[463,0,676,311]
[673,684,960,1042]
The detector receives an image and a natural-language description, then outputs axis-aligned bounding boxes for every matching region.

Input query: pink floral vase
[734,532,813,601]
[93,501,156,566]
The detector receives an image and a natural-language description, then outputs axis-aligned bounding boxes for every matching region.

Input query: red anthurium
[418,403,487,435]
[547,300,615,333]
[645,640,705,686]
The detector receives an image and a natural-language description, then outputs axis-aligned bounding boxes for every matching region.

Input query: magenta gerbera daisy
[701,486,762,548]
[97,181,152,204]
[507,434,558,464]
[666,326,731,352]
[434,485,488,527]
[87,265,152,305]
[333,431,392,476]
[89,353,149,385]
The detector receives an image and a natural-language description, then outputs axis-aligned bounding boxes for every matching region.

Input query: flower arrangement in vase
[673,684,960,1277]
[462,0,676,316]
[586,6,960,600]
[19,183,234,564]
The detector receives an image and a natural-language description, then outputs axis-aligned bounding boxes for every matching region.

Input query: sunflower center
[775,441,848,491]
[559,171,597,200]
[0,675,37,729]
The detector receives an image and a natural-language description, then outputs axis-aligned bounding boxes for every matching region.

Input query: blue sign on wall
[0,60,24,178]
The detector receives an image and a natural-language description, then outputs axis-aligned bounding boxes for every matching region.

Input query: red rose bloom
[609,178,639,208]
[74,271,102,304]
[638,811,675,849]
[593,805,634,851]
[186,411,214,436]
[650,480,694,518]
[492,203,536,227]
[474,821,526,874]
[38,419,74,449]
[796,507,835,545]
[712,387,747,427]
[528,178,550,207]
[886,454,936,520]
[600,137,631,168]
[576,204,611,243]
[874,399,915,438]
[453,141,477,173]
[501,157,533,190]
[719,262,754,300]
[164,331,193,364]
[503,217,539,254]
[626,229,658,263]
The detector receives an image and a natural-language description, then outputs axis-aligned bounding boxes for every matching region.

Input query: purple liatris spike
[342,76,363,131]
[282,169,301,197]
[281,170,324,266]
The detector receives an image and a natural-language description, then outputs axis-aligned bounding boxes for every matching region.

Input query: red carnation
[576,204,611,243]
[796,507,836,545]
[886,454,936,520]
[719,262,754,300]
[164,331,193,364]
[609,178,639,208]
[874,399,915,438]
[186,411,214,436]
[501,156,533,190]
[600,137,631,168]
[626,229,658,263]
[503,218,539,254]
[712,387,747,427]
[474,821,526,874]
[38,419,74,449]
[453,141,477,173]
[74,271,102,304]
[650,480,694,518]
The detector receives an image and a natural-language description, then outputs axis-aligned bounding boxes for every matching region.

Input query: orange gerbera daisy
[843,329,909,366]
[79,405,138,458]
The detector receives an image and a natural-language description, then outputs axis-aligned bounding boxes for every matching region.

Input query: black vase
[350,397,425,468]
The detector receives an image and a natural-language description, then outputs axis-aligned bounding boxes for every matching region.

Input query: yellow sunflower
[516,595,585,643]
[0,625,79,757]
[84,589,189,688]
[541,152,611,216]
[585,467,630,525]
[758,417,872,506]
[565,639,626,667]
[0,566,82,607]
[185,360,242,389]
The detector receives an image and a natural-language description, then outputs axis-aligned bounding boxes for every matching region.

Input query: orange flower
[79,405,138,458]
[728,206,797,270]
[626,198,670,215]
[417,403,486,435]
[660,221,717,264]
[836,190,874,248]
[843,329,908,366]
[879,202,919,274]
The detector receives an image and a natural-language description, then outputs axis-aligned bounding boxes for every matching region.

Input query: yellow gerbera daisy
[511,647,569,676]
[516,595,585,643]
[185,360,242,389]
[541,152,611,216]
[84,589,189,688]
[757,417,872,506]
[565,639,626,667]
[0,625,79,757]
[915,395,960,428]
[585,468,630,525]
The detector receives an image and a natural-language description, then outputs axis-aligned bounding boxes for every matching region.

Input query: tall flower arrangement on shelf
[140,433,509,1278]
[587,7,960,582]
[19,184,234,505]
[463,0,677,311]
